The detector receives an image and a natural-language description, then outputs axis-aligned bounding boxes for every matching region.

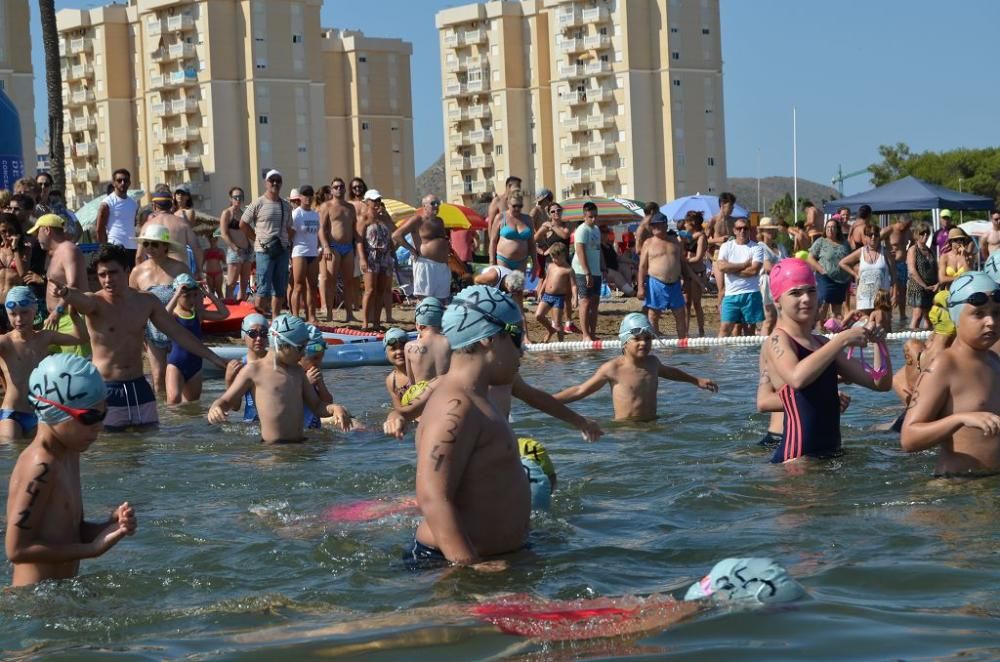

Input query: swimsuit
[330,242,354,257]
[166,312,203,381]
[364,222,393,273]
[498,213,531,271]
[145,284,175,349]
[541,292,565,309]
[242,355,259,422]
[773,335,841,463]
[403,538,448,570]
[0,409,38,432]
[498,254,527,270]
[945,265,967,277]
[391,371,410,403]
[204,248,225,278]
[644,275,685,311]
[104,377,159,431]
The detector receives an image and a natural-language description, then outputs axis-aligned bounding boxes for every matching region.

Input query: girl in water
[164,274,230,404]
[760,258,893,463]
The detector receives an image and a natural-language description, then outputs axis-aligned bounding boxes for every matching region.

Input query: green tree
[868,144,1000,204]
[39,0,65,190]
[867,142,912,186]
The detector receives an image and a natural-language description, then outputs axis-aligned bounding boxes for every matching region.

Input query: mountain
[415,154,446,200]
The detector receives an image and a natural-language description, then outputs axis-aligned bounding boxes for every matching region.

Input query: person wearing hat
[933,209,955,256]
[240,169,293,318]
[381,327,412,410]
[937,226,975,289]
[96,168,139,263]
[406,297,450,388]
[360,189,400,330]
[756,216,788,336]
[5,353,137,587]
[163,273,230,404]
[138,189,202,278]
[224,313,270,422]
[529,188,554,277]
[554,312,717,421]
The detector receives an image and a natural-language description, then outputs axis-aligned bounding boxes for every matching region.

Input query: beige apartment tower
[0,0,37,176]
[436,0,725,205]
[56,0,415,212]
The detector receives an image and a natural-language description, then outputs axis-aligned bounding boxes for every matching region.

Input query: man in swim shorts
[318,177,359,323]
[902,271,1000,476]
[6,354,136,586]
[406,285,529,568]
[717,219,765,337]
[52,244,231,432]
[393,194,451,301]
[637,213,690,338]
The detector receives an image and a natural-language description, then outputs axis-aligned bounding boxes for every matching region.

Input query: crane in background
[832,165,869,196]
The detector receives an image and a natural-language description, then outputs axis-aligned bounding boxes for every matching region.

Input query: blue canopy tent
[823,175,994,215]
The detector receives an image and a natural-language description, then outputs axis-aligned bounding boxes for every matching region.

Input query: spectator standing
[240,170,292,318]
[716,219,765,336]
[96,169,139,263]
[572,201,605,341]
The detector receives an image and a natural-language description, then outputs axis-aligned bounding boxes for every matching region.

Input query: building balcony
[584,34,611,50]
[564,143,582,158]
[167,14,195,32]
[558,9,583,28]
[561,116,582,131]
[150,75,167,90]
[584,139,616,157]
[71,167,99,183]
[466,78,489,94]
[451,156,470,170]
[563,90,587,106]
[558,63,585,79]
[169,70,197,87]
[184,155,202,169]
[589,86,613,102]
[445,81,463,97]
[558,37,585,54]
[464,29,487,44]
[445,79,489,97]
[73,142,97,158]
[58,42,66,57]
[582,7,610,23]
[585,60,613,76]
[447,55,490,72]
[155,126,200,144]
[147,19,163,37]
[66,63,94,82]
[68,38,93,55]
[66,89,95,107]
[155,98,199,117]
[564,169,585,184]
[68,116,97,132]
[467,103,490,119]
[469,128,493,143]
[463,179,490,194]
[469,154,493,169]
[585,114,614,130]
[169,42,196,60]
[590,166,618,181]
[443,32,459,49]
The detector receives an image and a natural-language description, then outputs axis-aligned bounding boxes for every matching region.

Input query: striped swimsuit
[773,335,841,463]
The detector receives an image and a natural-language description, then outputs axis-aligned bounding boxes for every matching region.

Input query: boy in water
[207,315,343,442]
[637,214,691,338]
[554,313,717,421]
[408,285,529,568]
[383,328,412,411]
[901,271,1000,475]
[405,297,451,388]
[5,354,136,587]
[534,242,574,342]
[0,287,86,440]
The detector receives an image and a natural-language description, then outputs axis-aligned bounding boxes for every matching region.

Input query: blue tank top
[772,335,841,463]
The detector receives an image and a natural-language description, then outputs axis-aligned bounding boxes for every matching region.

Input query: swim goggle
[32,394,107,426]
[950,289,1000,308]
[5,298,36,310]
[384,337,408,348]
[623,327,655,340]
[451,299,524,349]
[244,328,267,339]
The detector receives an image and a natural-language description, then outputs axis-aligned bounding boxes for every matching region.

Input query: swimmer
[405,297,451,388]
[762,258,892,463]
[300,324,354,431]
[757,349,852,446]
[0,287,86,440]
[554,313,718,422]
[224,314,269,423]
[890,290,955,429]
[382,327,412,412]
[407,285,529,568]
[5,354,136,587]
[901,271,1000,476]
[163,274,230,404]
[534,242,574,342]
[207,315,334,442]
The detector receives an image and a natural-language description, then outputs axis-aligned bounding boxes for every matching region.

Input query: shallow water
[1,346,999,660]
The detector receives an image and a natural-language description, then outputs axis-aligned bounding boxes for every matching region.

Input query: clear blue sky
[30,0,1000,195]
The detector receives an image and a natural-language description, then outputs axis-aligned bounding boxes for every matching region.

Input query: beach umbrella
[75,188,145,231]
[382,198,417,223]
[660,193,749,223]
[439,202,487,230]
[559,197,644,226]
[611,196,646,217]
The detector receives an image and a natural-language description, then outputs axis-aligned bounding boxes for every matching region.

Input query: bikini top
[499,213,532,241]
[945,264,967,277]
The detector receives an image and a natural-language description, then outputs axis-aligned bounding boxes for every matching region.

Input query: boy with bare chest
[535,243,574,342]
[902,271,1000,475]
[638,216,691,337]
[406,297,451,386]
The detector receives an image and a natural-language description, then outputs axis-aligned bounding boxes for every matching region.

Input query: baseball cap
[363,189,383,201]
[289,188,301,201]
[537,188,553,200]
[940,209,952,218]
[27,213,65,234]
[264,169,282,181]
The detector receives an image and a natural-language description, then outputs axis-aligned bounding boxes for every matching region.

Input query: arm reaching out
[512,375,603,441]
[554,363,611,403]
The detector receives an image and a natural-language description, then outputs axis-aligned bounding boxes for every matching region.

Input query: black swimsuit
[773,335,842,463]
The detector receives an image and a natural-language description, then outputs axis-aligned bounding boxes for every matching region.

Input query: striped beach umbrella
[559,196,645,226]
[439,202,487,230]
[382,198,417,223]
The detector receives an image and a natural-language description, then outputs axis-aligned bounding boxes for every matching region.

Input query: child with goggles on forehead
[901,271,1000,476]
[0,287,86,440]
[164,274,230,404]
[6,354,136,587]
[207,315,343,442]
[553,313,718,422]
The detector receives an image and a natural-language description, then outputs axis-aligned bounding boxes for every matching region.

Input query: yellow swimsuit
[945,265,967,277]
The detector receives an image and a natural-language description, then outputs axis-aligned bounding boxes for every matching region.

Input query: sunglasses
[332,184,345,189]
[37,182,51,188]
[5,299,36,310]
[429,201,441,206]
[452,299,524,349]
[268,178,282,184]
[510,204,523,209]
[244,329,267,339]
[231,194,245,200]
[734,226,749,231]
[142,241,166,248]
[114,178,129,183]
[549,208,563,214]
[32,394,107,426]
[951,289,1000,308]
[351,184,364,189]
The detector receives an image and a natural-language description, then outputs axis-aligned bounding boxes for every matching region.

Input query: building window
[670,27,678,33]
[292,34,303,43]
[531,143,536,154]
[259,115,269,124]
[702,28,711,34]
[496,145,503,155]
[708,157,715,166]
[672,79,681,86]
[671,52,679,60]
[359,56,367,63]
[361,122,370,130]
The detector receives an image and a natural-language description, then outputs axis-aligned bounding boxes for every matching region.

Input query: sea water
[1,346,998,659]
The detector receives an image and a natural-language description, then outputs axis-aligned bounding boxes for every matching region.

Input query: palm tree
[39,0,65,191]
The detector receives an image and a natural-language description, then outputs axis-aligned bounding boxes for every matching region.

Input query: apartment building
[436,0,725,205]
[0,0,37,177]
[56,0,415,212]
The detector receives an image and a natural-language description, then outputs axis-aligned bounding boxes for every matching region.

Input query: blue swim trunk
[721,291,765,325]
[255,247,290,298]
[896,262,907,283]
[104,377,159,432]
[403,538,448,570]
[0,409,38,432]
[330,242,354,257]
[541,291,565,309]
[644,275,685,311]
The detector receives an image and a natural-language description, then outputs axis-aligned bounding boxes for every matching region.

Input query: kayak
[203,329,416,372]
[202,300,257,334]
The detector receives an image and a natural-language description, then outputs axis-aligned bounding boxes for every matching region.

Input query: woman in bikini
[173,188,197,226]
[683,211,709,337]
[490,192,536,273]
[938,227,975,288]
[218,187,251,301]
[0,215,27,333]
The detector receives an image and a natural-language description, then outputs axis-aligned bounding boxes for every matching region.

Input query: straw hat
[947,227,970,242]
[758,216,778,230]
[138,224,183,254]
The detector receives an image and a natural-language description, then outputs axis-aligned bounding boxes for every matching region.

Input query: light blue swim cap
[984,252,1000,284]
[269,314,310,350]
[5,285,37,310]
[173,273,198,291]
[29,353,105,425]
[241,313,269,335]
[619,312,655,343]
[415,297,445,328]
[383,327,409,347]
[442,285,520,350]
[521,458,553,511]
[304,324,326,356]
[683,557,805,605]
[948,271,998,320]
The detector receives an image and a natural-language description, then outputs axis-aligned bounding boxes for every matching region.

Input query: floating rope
[524,330,933,353]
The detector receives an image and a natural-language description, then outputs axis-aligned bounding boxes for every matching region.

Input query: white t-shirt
[290,207,320,258]
[719,239,765,295]
[103,193,139,249]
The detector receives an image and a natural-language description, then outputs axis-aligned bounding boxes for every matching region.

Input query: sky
[29,0,1000,195]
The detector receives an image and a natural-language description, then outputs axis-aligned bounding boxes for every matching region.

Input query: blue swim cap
[29,353,106,425]
[304,324,326,356]
[383,327,409,347]
[619,312,655,343]
[241,313,269,335]
[173,273,198,291]
[948,271,998,320]
[442,285,521,350]
[521,458,553,510]
[984,252,1000,284]
[269,314,309,350]
[5,285,37,310]
[415,297,445,327]
[683,557,805,605]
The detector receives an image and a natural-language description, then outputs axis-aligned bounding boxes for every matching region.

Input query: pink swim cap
[770,258,816,301]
